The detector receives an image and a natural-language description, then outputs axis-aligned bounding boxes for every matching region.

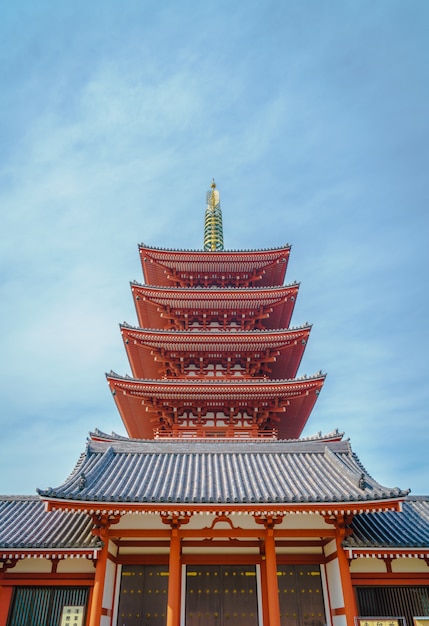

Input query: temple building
[1,182,428,626]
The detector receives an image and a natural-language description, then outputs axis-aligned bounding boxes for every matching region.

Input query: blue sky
[1,1,428,495]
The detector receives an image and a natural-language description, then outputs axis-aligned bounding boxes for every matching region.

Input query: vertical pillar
[88,535,109,625]
[87,513,120,626]
[335,533,357,626]
[0,584,13,626]
[166,525,181,626]
[264,527,281,626]
[325,514,358,626]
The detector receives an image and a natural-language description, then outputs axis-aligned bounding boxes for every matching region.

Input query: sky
[1,1,428,496]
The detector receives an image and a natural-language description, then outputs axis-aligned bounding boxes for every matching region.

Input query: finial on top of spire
[204,179,224,251]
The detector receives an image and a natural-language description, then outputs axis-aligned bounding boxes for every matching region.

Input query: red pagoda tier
[120,323,312,379]
[138,243,291,287]
[130,282,299,330]
[107,371,325,439]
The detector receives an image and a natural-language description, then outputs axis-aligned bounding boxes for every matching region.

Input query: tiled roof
[37,436,407,508]
[120,324,311,351]
[131,282,299,303]
[0,496,100,552]
[345,496,429,549]
[107,371,325,396]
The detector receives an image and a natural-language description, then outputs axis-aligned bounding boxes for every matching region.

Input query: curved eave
[139,244,291,287]
[40,498,406,518]
[120,325,311,380]
[107,372,325,394]
[131,283,299,330]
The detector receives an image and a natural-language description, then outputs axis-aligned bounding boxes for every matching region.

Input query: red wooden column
[255,515,283,626]
[328,514,357,626]
[167,527,181,626]
[87,514,120,625]
[164,515,189,626]
[265,527,281,626]
[88,531,109,624]
[0,584,14,626]
[335,532,357,625]
[256,515,283,626]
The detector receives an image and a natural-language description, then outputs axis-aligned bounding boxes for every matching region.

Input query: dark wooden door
[277,565,326,626]
[185,564,259,626]
[116,565,169,626]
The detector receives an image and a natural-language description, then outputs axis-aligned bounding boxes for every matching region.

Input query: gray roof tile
[346,497,429,548]
[0,496,100,551]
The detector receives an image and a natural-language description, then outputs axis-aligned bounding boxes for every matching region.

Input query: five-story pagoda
[107,180,325,441]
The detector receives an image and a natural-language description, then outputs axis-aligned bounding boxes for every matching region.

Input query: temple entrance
[185,564,259,626]
[116,563,326,625]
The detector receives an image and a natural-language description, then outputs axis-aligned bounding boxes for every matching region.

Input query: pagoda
[1,181,428,626]
[107,180,324,442]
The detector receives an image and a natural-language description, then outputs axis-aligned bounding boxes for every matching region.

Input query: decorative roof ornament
[203,179,224,251]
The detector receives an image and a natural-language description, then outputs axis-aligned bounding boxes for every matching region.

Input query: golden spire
[203,179,224,251]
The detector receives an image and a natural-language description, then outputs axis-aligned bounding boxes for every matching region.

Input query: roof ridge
[120,323,312,333]
[130,281,299,290]
[106,371,326,383]
[0,494,40,501]
[88,428,343,444]
[139,244,292,253]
